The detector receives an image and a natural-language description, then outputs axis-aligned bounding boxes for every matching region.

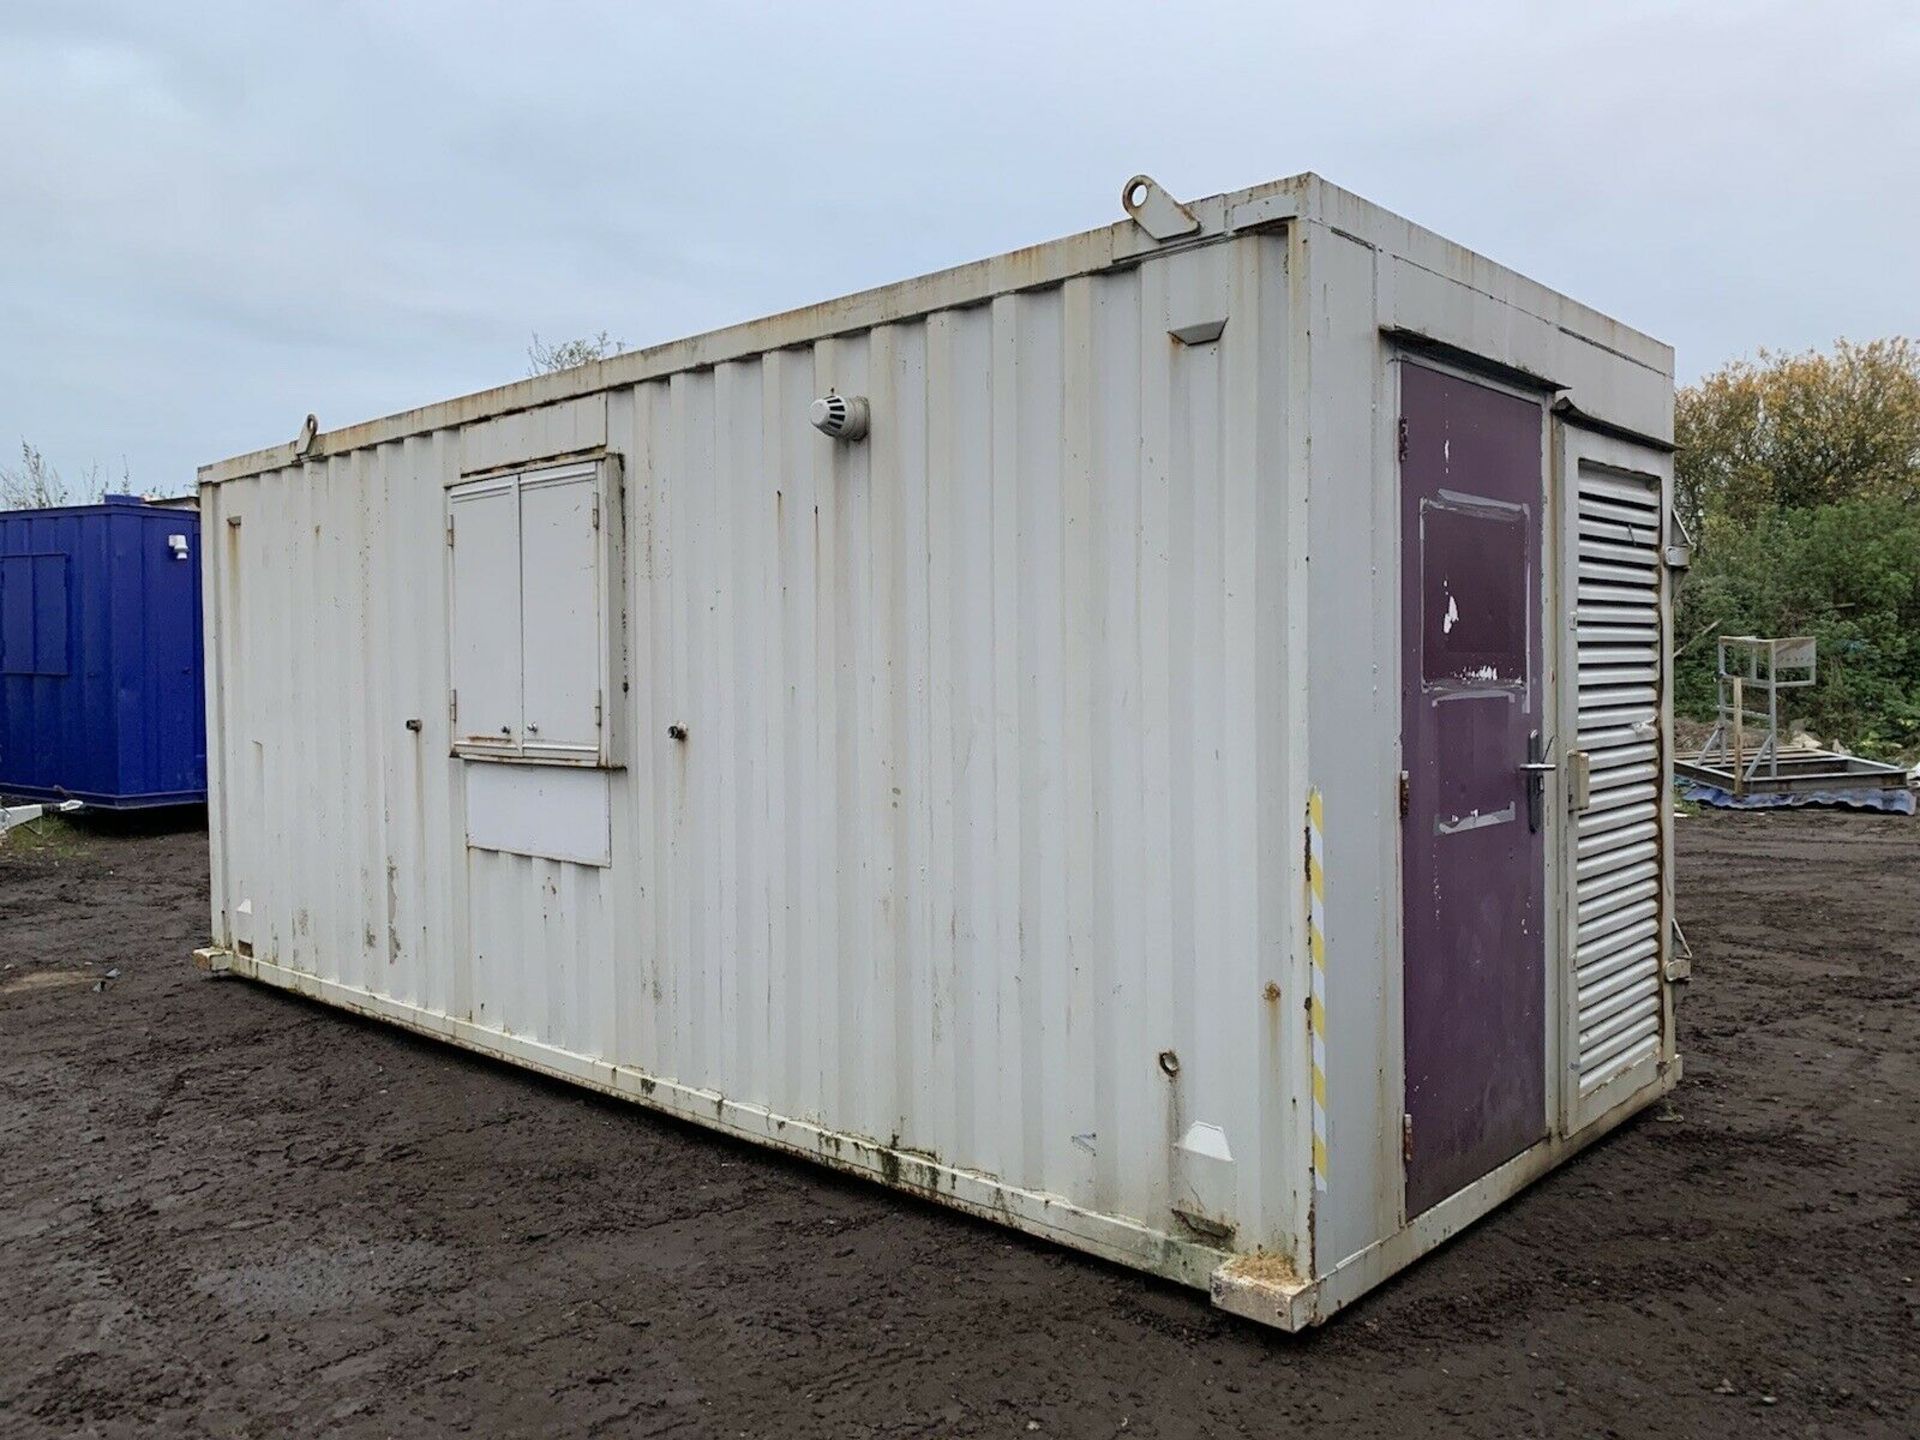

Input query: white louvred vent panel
[1572,466,1663,1101]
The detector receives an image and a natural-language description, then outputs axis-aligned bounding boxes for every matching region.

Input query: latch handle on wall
[1566,751,1592,812]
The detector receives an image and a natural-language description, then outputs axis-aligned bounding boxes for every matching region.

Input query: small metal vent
[808,393,870,441]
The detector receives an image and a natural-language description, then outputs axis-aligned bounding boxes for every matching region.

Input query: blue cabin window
[0,553,70,676]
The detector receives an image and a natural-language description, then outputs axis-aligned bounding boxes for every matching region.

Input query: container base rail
[193,943,1680,1331]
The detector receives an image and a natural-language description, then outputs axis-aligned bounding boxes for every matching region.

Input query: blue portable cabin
[0,494,206,808]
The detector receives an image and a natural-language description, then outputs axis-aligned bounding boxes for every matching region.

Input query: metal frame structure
[0,799,82,840]
[1696,635,1814,789]
[1680,635,1909,798]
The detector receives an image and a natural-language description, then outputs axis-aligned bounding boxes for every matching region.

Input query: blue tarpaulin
[1679,780,1916,815]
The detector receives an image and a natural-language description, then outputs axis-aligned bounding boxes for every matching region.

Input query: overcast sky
[3,0,1916,495]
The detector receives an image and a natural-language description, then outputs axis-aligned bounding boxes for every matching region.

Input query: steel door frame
[1391,350,1566,1222]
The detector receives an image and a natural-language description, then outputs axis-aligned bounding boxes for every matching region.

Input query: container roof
[201,171,1671,487]
[0,494,188,521]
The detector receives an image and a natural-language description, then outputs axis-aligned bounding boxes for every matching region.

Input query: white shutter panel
[1570,465,1663,1127]
[518,466,603,760]
[448,477,522,754]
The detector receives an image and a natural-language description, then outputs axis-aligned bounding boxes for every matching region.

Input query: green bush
[1675,497,1920,756]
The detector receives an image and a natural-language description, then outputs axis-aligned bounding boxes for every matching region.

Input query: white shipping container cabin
[195,173,1683,1330]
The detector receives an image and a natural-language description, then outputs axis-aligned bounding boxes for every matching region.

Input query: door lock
[1520,730,1555,833]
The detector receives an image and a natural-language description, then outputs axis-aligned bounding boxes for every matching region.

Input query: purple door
[1400,362,1547,1216]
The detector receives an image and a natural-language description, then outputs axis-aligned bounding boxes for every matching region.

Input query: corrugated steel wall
[203,234,1310,1264]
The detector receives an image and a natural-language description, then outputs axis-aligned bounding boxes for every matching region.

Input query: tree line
[0,442,113,510]
[1674,338,1920,756]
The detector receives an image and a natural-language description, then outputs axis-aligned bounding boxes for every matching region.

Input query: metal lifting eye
[1120,173,1200,241]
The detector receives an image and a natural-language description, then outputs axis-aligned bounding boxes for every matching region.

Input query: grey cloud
[2,0,1916,493]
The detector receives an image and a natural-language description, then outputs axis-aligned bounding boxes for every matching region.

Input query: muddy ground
[1,810,1915,1438]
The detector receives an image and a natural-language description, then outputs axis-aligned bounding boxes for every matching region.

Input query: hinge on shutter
[1397,417,1409,462]
[592,494,601,531]
[446,516,455,547]
[1401,1113,1414,1164]
[1665,504,1693,571]
[1397,770,1410,818]
[449,689,458,724]
[594,690,603,729]
[1665,917,1694,983]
